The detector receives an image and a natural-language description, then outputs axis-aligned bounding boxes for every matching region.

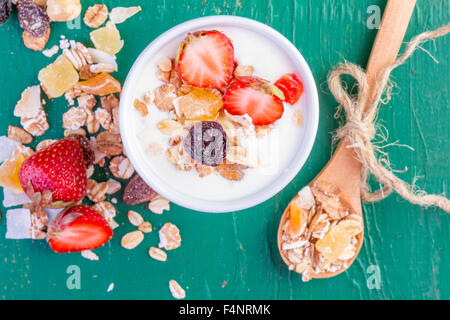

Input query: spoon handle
[365,0,416,104]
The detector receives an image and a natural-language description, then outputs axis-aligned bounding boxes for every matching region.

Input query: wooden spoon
[277,0,417,279]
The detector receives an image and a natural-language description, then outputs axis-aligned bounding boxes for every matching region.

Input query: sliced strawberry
[19,136,91,207]
[47,205,113,253]
[224,76,284,125]
[274,73,304,105]
[176,30,234,88]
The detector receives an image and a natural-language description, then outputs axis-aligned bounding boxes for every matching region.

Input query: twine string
[327,23,450,213]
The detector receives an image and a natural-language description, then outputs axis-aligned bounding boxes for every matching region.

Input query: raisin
[17,0,50,37]
[0,0,12,25]
[184,121,228,167]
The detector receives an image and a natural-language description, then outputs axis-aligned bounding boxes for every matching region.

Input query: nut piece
[169,280,186,299]
[86,179,108,203]
[8,125,33,144]
[138,222,152,233]
[148,196,170,215]
[123,174,159,205]
[109,156,135,179]
[149,247,167,261]
[157,56,172,72]
[83,4,108,28]
[106,178,121,194]
[47,0,81,22]
[121,230,144,250]
[86,110,100,134]
[133,98,148,116]
[23,27,51,51]
[158,222,181,250]
[127,210,144,226]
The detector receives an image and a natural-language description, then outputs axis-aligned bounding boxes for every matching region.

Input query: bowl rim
[119,15,319,213]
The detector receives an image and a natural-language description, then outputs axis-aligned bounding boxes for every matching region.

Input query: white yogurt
[131,26,308,202]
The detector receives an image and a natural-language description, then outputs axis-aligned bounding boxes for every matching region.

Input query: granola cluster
[280,182,363,281]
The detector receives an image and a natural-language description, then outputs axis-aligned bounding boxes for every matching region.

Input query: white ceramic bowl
[120,15,319,213]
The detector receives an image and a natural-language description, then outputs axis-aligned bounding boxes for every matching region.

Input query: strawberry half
[47,205,113,253]
[176,30,235,88]
[19,136,93,208]
[223,76,284,125]
[274,73,304,105]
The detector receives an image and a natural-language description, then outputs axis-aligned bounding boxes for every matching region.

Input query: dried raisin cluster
[184,121,228,167]
[17,0,50,37]
[0,0,12,25]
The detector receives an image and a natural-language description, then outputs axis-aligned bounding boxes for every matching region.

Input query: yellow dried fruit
[90,21,124,56]
[177,88,223,120]
[286,200,308,237]
[315,224,351,263]
[0,146,33,193]
[38,55,79,98]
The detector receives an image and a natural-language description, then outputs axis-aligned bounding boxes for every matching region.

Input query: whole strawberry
[47,205,113,253]
[19,136,94,208]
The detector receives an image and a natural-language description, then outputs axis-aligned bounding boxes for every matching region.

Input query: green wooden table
[0,0,448,300]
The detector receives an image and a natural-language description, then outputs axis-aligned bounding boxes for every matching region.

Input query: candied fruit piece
[0,146,33,193]
[315,224,351,263]
[184,121,228,167]
[286,200,308,237]
[76,73,121,96]
[38,55,79,98]
[90,21,124,56]
[177,87,223,121]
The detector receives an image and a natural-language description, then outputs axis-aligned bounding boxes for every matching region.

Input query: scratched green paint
[0,0,448,300]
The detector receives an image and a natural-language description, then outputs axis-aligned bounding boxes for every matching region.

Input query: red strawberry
[176,30,235,88]
[47,205,113,253]
[19,136,92,207]
[223,76,284,125]
[274,73,304,105]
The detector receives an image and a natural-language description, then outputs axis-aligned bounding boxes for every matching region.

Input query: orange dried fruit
[177,87,223,120]
[286,200,308,237]
[38,55,79,98]
[76,73,121,96]
[0,146,33,193]
[89,21,124,56]
[315,224,351,263]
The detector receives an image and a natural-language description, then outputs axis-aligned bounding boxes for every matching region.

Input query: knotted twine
[327,23,450,213]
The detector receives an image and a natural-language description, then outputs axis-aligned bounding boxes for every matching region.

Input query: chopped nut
[87,179,108,203]
[100,94,119,113]
[83,4,108,28]
[149,247,167,261]
[42,45,59,58]
[8,126,33,144]
[133,98,148,116]
[234,64,254,77]
[109,156,135,179]
[90,63,115,74]
[63,42,93,70]
[138,222,152,233]
[79,64,98,80]
[121,230,144,250]
[127,210,144,226]
[148,196,170,214]
[158,222,181,250]
[169,280,186,299]
[106,178,121,194]
[86,110,100,134]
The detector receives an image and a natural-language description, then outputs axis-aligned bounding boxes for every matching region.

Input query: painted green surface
[0,0,448,300]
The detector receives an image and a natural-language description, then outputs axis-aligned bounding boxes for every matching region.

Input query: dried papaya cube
[76,73,121,96]
[315,224,351,263]
[90,21,124,56]
[176,87,223,120]
[286,200,308,237]
[38,55,79,98]
[0,146,33,193]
